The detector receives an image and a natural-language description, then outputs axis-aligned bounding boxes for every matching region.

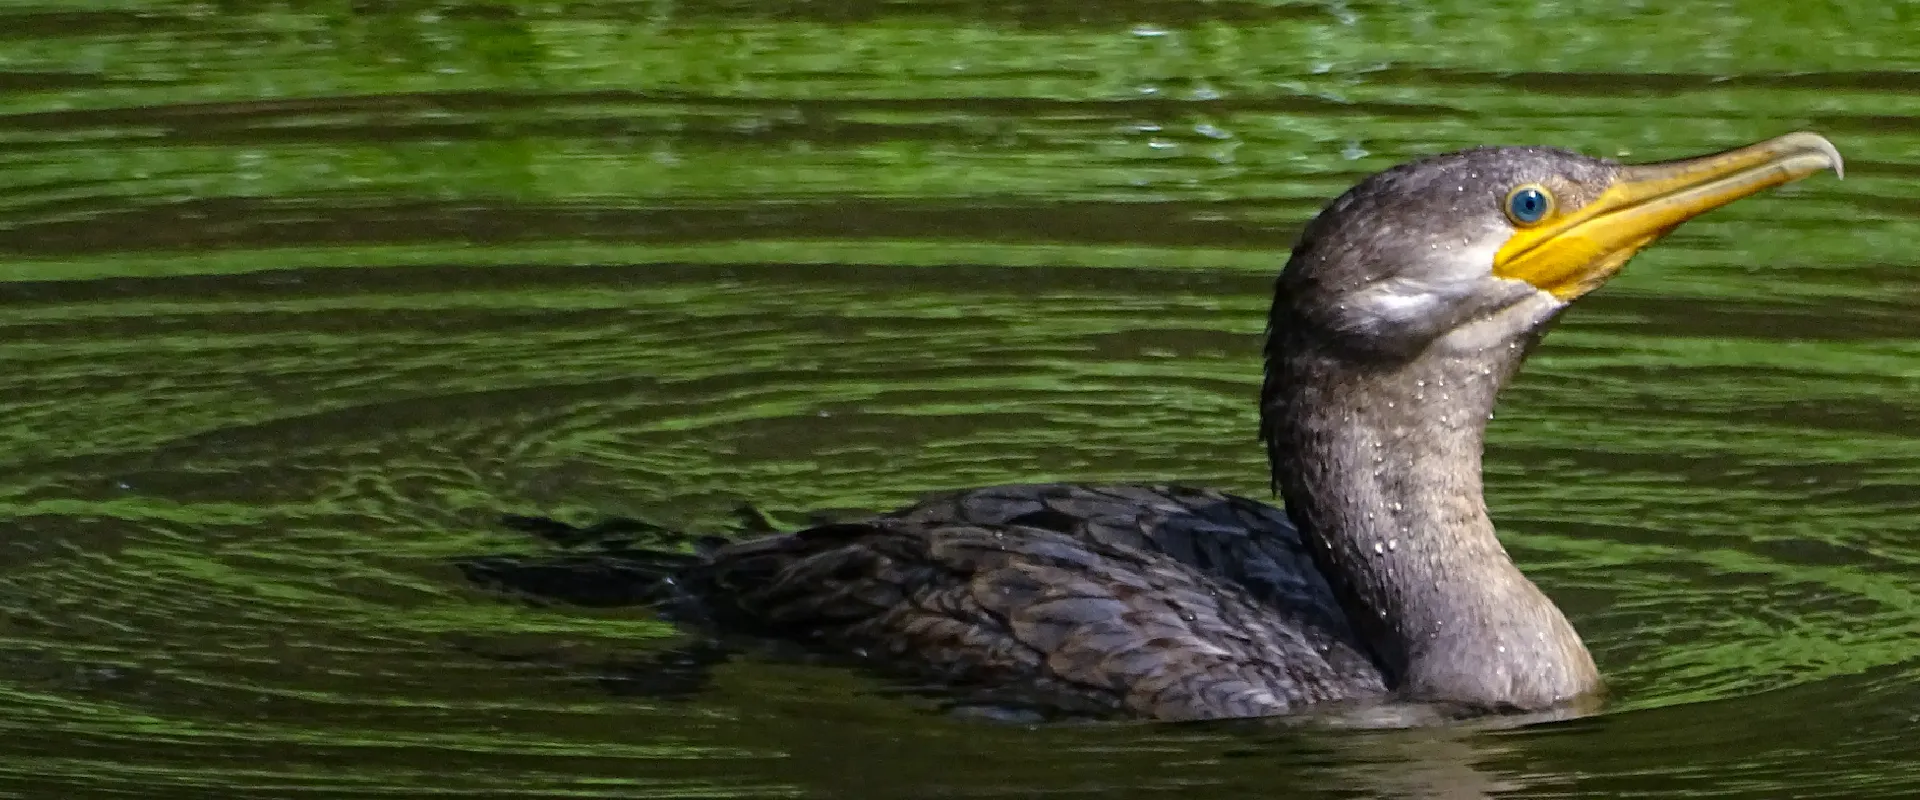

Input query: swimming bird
[498,132,1841,721]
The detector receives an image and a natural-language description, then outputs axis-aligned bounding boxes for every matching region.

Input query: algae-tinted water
[2,2,1919,797]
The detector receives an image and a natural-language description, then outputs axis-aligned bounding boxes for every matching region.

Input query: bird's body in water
[479,133,1842,721]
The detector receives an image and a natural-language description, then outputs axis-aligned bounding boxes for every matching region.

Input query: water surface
[3,1,1919,797]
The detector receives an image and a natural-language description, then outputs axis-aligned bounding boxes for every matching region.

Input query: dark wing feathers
[685,484,1385,720]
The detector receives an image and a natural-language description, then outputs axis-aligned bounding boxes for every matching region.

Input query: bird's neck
[1264,319,1599,711]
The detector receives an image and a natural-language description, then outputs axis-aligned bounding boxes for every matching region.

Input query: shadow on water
[3,0,1920,797]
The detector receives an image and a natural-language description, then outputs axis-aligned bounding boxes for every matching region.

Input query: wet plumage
[476,133,1841,721]
[685,484,1380,719]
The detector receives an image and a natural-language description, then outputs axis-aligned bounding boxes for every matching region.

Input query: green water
[3,1,1918,797]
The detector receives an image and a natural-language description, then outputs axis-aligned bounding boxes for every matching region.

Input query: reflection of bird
[501,133,1841,721]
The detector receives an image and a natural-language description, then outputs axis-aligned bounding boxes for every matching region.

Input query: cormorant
[497,132,1841,721]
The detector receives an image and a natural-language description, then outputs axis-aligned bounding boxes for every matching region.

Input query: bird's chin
[1431,285,1567,358]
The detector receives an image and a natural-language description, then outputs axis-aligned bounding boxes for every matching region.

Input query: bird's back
[684,484,1387,720]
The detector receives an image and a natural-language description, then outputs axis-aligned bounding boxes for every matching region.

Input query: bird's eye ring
[1504,184,1554,225]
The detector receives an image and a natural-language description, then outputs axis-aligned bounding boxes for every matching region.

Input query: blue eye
[1505,185,1553,225]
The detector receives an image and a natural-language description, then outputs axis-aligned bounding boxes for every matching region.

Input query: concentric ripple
[3,1,1920,797]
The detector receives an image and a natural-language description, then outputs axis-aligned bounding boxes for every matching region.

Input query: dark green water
[3,1,1919,797]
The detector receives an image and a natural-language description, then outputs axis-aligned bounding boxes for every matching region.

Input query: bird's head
[1271,132,1842,360]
